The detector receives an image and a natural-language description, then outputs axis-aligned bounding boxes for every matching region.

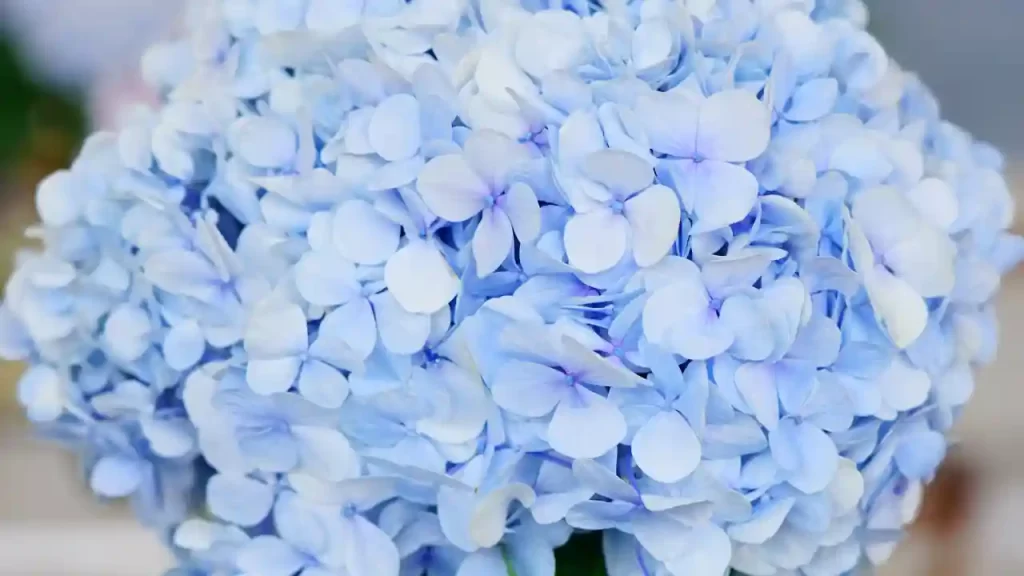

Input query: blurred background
[0,1,1021,574]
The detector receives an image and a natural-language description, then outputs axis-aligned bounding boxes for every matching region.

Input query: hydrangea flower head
[3,1,1022,575]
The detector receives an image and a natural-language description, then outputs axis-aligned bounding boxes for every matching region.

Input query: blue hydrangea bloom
[3,1,1022,575]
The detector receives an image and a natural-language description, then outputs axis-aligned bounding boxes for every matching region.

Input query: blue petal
[632,512,693,562]
[697,90,771,163]
[298,360,350,409]
[207,473,274,527]
[416,154,489,222]
[456,549,507,576]
[103,304,152,362]
[230,116,298,169]
[734,363,780,431]
[785,78,839,122]
[371,291,431,355]
[469,483,536,548]
[17,365,64,422]
[317,297,376,362]
[636,92,698,158]
[894,429,946,480]
[295,251,361,307]
[293,425,361,482]
[473,208,514,276]
[663,524,733,576]
[564,209,629,274]
[247,357,303,396]
[237,536,307,576]
[90,455,145,498]
[163,320,206,371]
[719,295,774,362]
[503,182,542,242]
[682,160,759,234]
[342,515,401,576]
[463,129,532,191]
[789,422,840,494]
[245,303,309,358]
[369,94,421,162]
[625,185,681,268]
[571,459,640,504]
[580,150,655,196]
[878,357,931,412]
[333,200,402,265]
[632,410,701,484]
[727,498,795,544]
[384,239,460,314]
[491,360,567,417]
[549,387,626,459]
[140,417,195,458]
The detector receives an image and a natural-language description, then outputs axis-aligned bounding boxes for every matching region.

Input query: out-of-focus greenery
[0,33,86,178]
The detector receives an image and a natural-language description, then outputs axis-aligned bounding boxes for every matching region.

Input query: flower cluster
[3,1,1022,575]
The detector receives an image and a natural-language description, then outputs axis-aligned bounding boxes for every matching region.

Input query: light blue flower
[4,1,1023,575]
[639,88,771,234]
[417,130,541,276]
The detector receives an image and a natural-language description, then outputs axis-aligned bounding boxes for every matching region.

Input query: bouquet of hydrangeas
[3,1,1021,575]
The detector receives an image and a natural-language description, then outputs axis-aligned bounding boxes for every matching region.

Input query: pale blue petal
[503,182,542,242]
[463,129,532,191]
[719,295,774,362]
[90,456,144,498]
[894,429,946,480]
[734,363,780,431]
[385,239,460,314]
[636,92,698,158]
[245,303,308,357]
[103,304,152,362]
[566,500,636,531]
[140,417,195,458]
[274,491,328,556]
[239,429,300,473]
[343,515,401,576]
[298,360,350,409]
[727,498,795,544]
[416,154,489,222]
[564,209,629,274]
[491,360,566,417]
[632,410,701,484]
[456,549,507,576]
[207,474,274,527]
[789,422,840,494]
[247,357,302,395]
[333,200,402,265]
[686,160,759,233]
[785,78,839,122]
[293,425,361,482]
[17,365,64,422]
[580,150,655,196]
[230,116,298,169]
[829,137,893,182]
[237,536,307,576]
[295,251,361,307]
[164,320,206,371]
[305,0,364,31]
[698,90,771,163]
[663,524,733,576]
[632,512,693,562]
[317,297,376,362]
[371,291,431,355]
[548,387,626,459]
[369,94,421,162]
[625,185,680,268]
[571,459,639,504]
[469,483,536,548]
[473,207,514,276]
[876,356,933,409]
